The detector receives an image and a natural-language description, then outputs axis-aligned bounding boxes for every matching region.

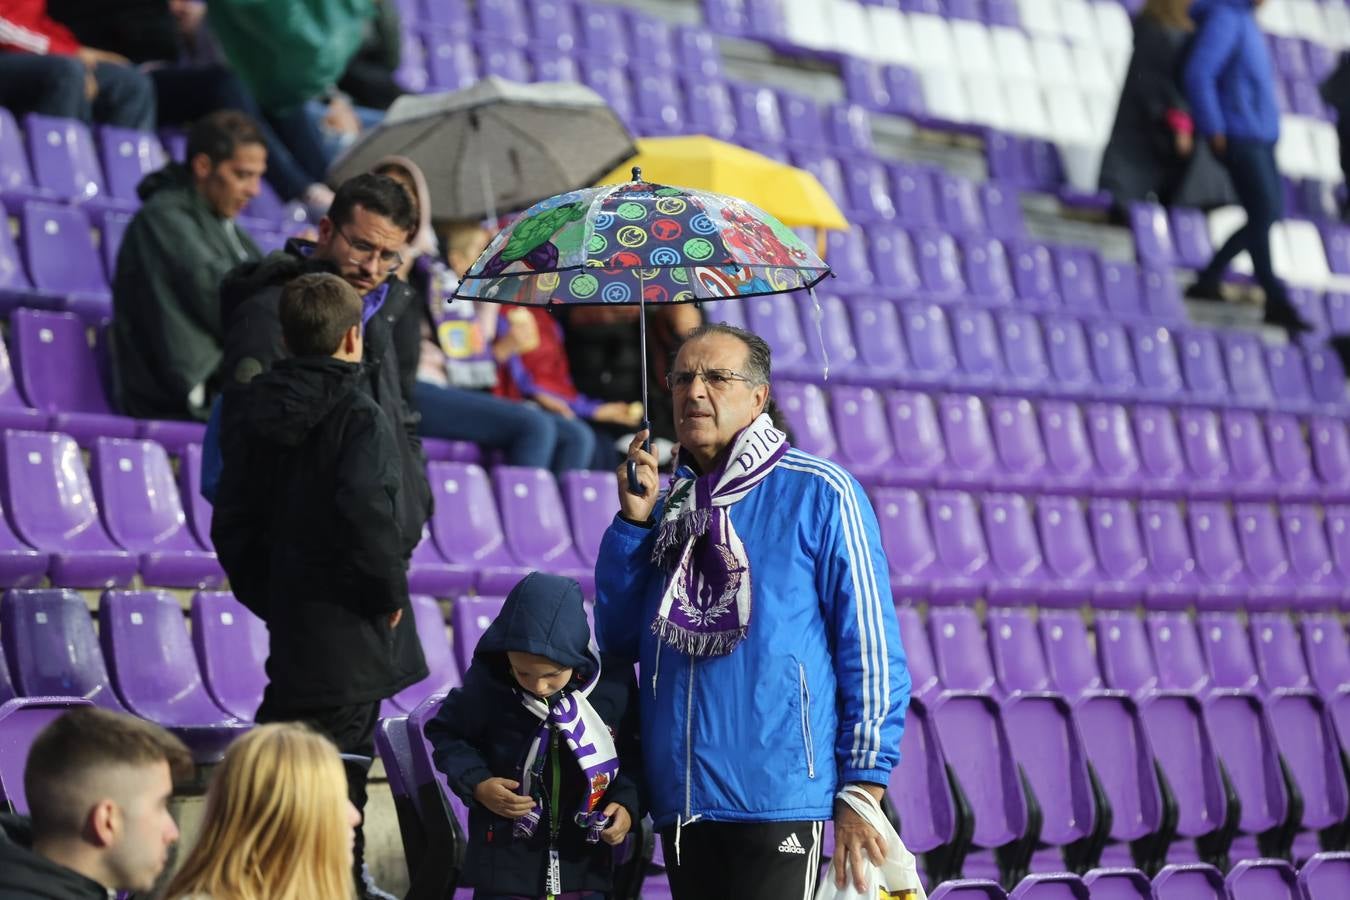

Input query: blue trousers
[0,54,155,130]
[1196,138,1289,306]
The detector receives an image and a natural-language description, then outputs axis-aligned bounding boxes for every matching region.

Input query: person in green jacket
[109,109,266,422]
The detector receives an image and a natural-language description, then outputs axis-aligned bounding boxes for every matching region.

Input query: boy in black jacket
[426,573,641,899]
[211,272,427,895]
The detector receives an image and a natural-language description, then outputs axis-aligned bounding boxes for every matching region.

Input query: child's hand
[599,802,631,846]
[473,778,536,819]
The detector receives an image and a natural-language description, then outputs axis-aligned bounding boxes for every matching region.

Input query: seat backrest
[1009,238,1059,304]
[1298,852,1350,900]
[1038,609,1102,698]
[1222,410,1274,488]
[987,606,1050,694]
[902,301,958,379]
[0,107,36,193]
[981,492,1047,594]
[89,438,195,552]
[926,489,990,583]
[427,462,512,568]
[988,396,1047,480]
[450,595,507,675]
[979,182,1023,237]
[19,201,106,297]
[1086,402,1142,481]
[0,697,94,815]
[24,113,104,201]
[998,308,1051,383]
[1042,314,1094,391]
[98,589,229,723]
[896,605,938,700]
[1080,868,1152,900]
[929,605,997,694]
[950,307,1006,382]
[1053,246,1103,314]
[1178,328,1230,400]
[938,394,997,480]
[1152,864,1227,900]
[799,292,858,375]
[1131,324,1182,395]
[1265,412,1314,488]
[1096,610,1158,695]
[1196,611,1261,691]
[1306,346,1350,407]
[1177,408,1230,483]
[491,466,578,569]
[1188,501,1247,588]
[873,487,938,596]
[928,882,1009,900]
[913,229,966,299]
[850,297,908,378]
[1090,497,1148,584]
[1312,416,1350,487]
[1248,611,1310,692]
[1300,611,1350,696]
[189,591,266,721]
[1146,611,1210,694]
[0,589,125,709]
[886,389,946,475]
[888,697,959,853]
[392,595,461,712]
[1036,493,1097,583]
[936,169,984,235]
[1038,398,1094,482]
[97,127,167,201]
[831,385,893,473]
[9,308,112,414]
[559,470,614,567]
[889,162,938,228]
[1264,344,1313,407]
[746,294,807,373]
[1132,405,1185,483]
[1139,499,1198,587]
[1007,874,1090,900]
[1224,859,1299,900]
[1222,333,1275,407]
[959,235,1015,303]
[1233,501,1292,587]
[0,430,118,554]
[774,381,836,460]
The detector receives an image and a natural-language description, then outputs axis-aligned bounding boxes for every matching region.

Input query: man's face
[315,205,407,295]
[102,761,178,892]
[193,143,265,220]
[671,334,769,466]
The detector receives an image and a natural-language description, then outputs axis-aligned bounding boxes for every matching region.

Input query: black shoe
[1184,280,1224,303]
[1330,335,1350,374]
[1263,299,1313,336]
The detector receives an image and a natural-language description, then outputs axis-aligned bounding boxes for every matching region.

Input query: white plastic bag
[816,785,928,900]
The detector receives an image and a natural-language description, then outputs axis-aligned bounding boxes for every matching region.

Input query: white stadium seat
[921,71,972,122]
[952,20,998,77]
[1056,0,1098,45]
[1092,2,1134,54]
[1072,42,1119,98]
[1005,80,1052,138]
[964,73,1012,130]
[991,27,1038,81]
[1018,0,1062,37]
[908,13,958,74]
[1278,220,1333,286]
[1032,35,1076,86]
[863,5,916,65]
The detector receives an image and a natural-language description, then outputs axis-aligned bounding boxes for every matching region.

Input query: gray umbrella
[327,77,636,221]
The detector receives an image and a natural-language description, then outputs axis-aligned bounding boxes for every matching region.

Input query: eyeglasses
[665,368,756,391]
[338,227,403,272]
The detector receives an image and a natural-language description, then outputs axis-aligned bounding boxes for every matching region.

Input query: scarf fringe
[652,506,712,569]
[650,617,749,658]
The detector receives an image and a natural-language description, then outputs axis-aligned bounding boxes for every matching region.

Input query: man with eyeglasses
[212,172,430,900]
[594,322,910,900]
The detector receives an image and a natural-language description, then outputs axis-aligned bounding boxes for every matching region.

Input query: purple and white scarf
[651,414,790,658]
[514,667,619,843]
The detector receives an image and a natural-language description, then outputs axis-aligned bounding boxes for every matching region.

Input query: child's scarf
[650,414,789,658]
[514,665,619,843]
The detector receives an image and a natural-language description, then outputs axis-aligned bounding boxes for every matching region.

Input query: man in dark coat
[109,109,263,421]
[426,572,641,898]
[215,171,431,553]
[212,271,427,900]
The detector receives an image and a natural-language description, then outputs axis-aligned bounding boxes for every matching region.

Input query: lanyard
[546,727,562,898]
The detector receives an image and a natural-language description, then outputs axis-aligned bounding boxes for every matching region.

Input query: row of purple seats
[0,695,92,814]
[874,486,1350,611]
[772,381,1350,500]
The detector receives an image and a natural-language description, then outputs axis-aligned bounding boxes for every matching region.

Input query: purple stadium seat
[1037,609,1103,698]
[986,607,1051,694]
[409,522,475,598]
[1248,611,1311,692]
[938,394,997,488]
[728,83,785,147]
[1088,498,1149,608]
[559,470,613,568]
[826,102,874,156]
[950,307,1007,387]
[791,151,846,208]
[929,605,997,694]
[1147,612,1216,693]
[1009,874,1091,900]
[1085,402,1145,496]
[476,0,528,45]
[1131,203,1177,267]
[175,443,214,551]
[424,36,477,91]
[775,381,836,460]
[1299,852,1350,900]
[1042,315,1095,395]
[988,396,1049,491]
[579,3,630,60]
[1038,399,1094,492]
[1169,208,1214,270]
[929,882,1008,900]
[1130,325,1184,400]
[1300,611,1350,695]
[1178,329,1230,403]
[89,438,222,588]
[1138,499,1201,610]
[981,492,1063,607]
[683,78,737,141]
[0,589,128,710]
[997,309,1053,389]
[23,114,123,210]
[797,293,860,381]
[980,183,1023,238]
[0,206,60,314]
[888,695,958,855]
[896,607,936,701]
[1222,333,1275,409]
[1133,405,1187,497]
[491,466,593,595]
[0,697,93,814]
[1176,409,1230,499]
[1101,260,1145,320]
[1267,345,1317,412]
[1035,494,1098,606]
[780,90,825,149]
[1081,868,1153,900]
[873,488,938,604]
[630,70,684,135]
[926,489,990,605]
[913,230,967,300]
[1141,690,1231,843]
[884,390,946,487]
[628,11,675,70]
[1326,505,1350,597]
[1234,502,1304,609]
[427,462,529,596]
[929,690,1029,855]
[526,0,579,50]
[678,22,724,74]
[1152,864,1226,900]
[97,210,133,284]
[0,108,58,211]
[1225,859,1298,900]
[936,170,984,235]
[450,595,506,675]
[866,225,920,298]
[478,44,532,82]
[1306,346,1350,408]
[830,385,893,480]
[889,162,938,229]
[1263,413,1318,500]
[1221,411,1278,500]
[189,591,266,722]
[850,298,910,383]
[390,594,460,714]
[1053,246,1104,315]
[1009,240,1060,307]
[960,235,1016,305]
[98,590,246,758]
[1186,501,1253,609]
[96,127,166,202]
[0,431,136,587]
[747,294,808,377]
[19,201,113,322]
[9,308,134,444]
[1142,266,1186,321]
[828,225,877,294]
[1087,321,1139,398]
[901,302,959,385]
[1311,416,1350,499]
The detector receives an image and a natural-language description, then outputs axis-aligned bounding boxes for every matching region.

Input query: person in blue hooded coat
[425,573,642,899]
[1182,0,1310,335]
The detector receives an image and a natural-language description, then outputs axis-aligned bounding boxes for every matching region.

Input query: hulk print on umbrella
[480,201,588,276]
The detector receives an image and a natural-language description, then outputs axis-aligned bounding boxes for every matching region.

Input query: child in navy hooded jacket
[426,573,641,899]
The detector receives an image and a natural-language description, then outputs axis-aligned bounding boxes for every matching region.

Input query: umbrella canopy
[594,136,849,231]
[328,77,636,220]
[454,175,831,307]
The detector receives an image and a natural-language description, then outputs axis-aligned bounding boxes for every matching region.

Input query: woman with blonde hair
[163,723,360,900]
[1099,0,1236,214]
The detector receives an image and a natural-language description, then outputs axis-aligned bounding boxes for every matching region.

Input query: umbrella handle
[625,423,652,497]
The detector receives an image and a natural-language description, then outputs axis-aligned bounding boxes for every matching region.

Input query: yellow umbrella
[595,135,849,232]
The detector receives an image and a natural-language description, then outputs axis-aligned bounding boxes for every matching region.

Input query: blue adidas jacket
[1183,0,1281,143]
[594,449,910,829]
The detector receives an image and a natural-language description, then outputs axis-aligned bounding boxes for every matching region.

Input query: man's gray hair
[681,321,772,386]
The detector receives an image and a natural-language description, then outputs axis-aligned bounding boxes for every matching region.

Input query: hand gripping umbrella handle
[626,424,651,497]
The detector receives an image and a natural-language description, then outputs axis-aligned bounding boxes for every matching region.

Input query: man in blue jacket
[595,322,910,899]
[1183,0,1310,335]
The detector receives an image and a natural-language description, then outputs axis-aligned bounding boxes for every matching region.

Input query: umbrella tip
[631,166,642,182]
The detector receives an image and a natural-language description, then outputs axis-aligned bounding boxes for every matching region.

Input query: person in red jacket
[0,0,155,129]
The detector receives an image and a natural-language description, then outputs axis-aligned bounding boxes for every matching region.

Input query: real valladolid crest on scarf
[651,414,790,658]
